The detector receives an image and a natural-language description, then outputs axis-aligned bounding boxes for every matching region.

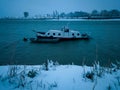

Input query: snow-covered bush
[116,76,120,86]
[85,71,94,81]
[42,60,59,71]
[7,65,18,78]
[93,61,105,77]
[27,69,37,78]
[16,71,27,88]
[48,81,58,89]
[83,61,106,82]
[107,84,112,90]
[116,61,120,69]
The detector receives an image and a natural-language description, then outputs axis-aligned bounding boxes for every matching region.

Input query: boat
[30,27,90,43]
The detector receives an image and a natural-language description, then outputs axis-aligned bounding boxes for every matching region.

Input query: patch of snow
[0,62,120,90]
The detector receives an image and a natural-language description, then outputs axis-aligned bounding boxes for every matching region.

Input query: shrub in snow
[45,60,49,71]
[115,60,120,69]
[93,61,104,77]
[27,69,37,78]
[35,80,58,90]
[107,84,112,90]
[83,61,105,82]
[42,61,49,71]
[7,65,18,78]
[110,63,118,72]
[116,76,120,86]
[105,62,119,74]
[36,80,44,88]
[85,71,94,81]
[42,60,52,71]
[111,61,120,72]
[48,60,53,69]
[42,60,59,71]
[48,81,58,89]
[16,72,27,88]
[48,60,59,70]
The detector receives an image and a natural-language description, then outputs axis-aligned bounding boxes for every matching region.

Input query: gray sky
[0,0,120,17]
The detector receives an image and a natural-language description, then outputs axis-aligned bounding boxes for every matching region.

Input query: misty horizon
[0,0,120,17]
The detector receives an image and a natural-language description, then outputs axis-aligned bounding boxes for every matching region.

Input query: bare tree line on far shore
[1,9,120,20]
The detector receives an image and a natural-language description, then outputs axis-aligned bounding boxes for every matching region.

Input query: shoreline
[0,18,120,21]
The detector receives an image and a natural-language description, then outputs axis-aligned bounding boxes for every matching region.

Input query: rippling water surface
[0,20,120,66]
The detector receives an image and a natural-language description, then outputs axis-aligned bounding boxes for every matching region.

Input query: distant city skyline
[0,0,120,17]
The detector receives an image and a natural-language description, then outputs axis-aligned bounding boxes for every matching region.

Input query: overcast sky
[0,0,120,17]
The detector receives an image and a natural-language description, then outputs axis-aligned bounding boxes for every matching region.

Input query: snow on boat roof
[48,30,62,33]
[71,30,80,33]
[48,30,80,33]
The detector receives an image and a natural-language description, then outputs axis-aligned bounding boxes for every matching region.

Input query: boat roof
[48,30,62,33]
[48,30,80,33]
[71,30,80,33]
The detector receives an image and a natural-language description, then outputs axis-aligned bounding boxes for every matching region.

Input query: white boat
[30,27,90,43]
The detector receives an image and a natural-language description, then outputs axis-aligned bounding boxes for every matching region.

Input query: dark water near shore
[0,20,120,66]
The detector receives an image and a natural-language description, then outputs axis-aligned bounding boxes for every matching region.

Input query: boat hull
[30,36,90,43]
[59,37,90,41]
[30,38,60,43]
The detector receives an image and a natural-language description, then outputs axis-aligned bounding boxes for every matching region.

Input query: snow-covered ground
[0,61,120,90]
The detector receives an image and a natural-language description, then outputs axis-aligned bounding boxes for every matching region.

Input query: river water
[0,20,120,66]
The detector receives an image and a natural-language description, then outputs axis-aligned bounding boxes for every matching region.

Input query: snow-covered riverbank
[0,61,120,90]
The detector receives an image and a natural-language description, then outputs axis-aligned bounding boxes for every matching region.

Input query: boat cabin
[36,27,82,38]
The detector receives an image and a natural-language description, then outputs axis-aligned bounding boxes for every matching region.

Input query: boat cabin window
[72,33,74,36]
[47,33,50,35]
[53,33,55,35]
[77,33,80,36]
[58,33,61,36]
